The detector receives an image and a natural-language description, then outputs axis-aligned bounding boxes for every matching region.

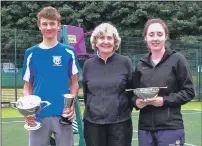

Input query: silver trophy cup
[11,95,51,130]
[126,87,167,99]
[59,94,75,125]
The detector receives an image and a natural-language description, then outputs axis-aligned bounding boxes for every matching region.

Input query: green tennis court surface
[2,108,202,146]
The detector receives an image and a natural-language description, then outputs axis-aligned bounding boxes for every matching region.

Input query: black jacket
[82,53,134,124]
[132,49,195,130]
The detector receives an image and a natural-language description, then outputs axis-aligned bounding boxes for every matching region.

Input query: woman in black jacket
[82,22,134,146]
[132,18,195,146]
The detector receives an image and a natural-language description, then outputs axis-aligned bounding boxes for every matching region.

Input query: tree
[1,1,202,59]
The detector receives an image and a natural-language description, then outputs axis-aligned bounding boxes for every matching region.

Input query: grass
[181,101,202,110]
[2,101,201,146]
[2,106,202,146]
[2,108,22,118]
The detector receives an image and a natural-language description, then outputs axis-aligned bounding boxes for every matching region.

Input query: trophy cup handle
[40,101,51,111]
[10,102,19,110]
[132,89,137,94]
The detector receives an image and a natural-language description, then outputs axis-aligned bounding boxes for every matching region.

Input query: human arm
[137,54,195,108]
[130,64,153,109]
[69,74,79,102]
[130,66,143,110]
[63,48,80,120]
[162,54,195,107]
[64,74,79,120]
[82,60,88,105]
[23,81,36,126]
[22,50,36,125]
[23,81,33,96]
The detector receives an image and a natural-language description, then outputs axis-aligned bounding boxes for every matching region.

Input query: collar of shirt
[96,51,115,62]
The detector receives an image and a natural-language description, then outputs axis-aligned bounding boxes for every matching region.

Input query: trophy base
[24,121,41,131]
[59,117,72,125]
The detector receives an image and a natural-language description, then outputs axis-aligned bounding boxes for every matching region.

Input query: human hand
[63,105,75,121]
[150,96,164,107]
[24,116,36,127]
[136,98,152,109]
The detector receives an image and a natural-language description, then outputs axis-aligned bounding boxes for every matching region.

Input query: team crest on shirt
[53,56,62,66]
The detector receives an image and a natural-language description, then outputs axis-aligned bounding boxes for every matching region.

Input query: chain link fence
[1,29,202,103]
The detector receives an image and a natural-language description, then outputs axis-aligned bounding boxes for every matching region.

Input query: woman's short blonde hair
[90,22,121,50]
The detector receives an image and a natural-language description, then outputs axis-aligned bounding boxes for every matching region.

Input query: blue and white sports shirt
[22,42,80,117]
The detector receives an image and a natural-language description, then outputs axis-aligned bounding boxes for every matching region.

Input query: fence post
[75,97,86,146]
[59,25,86,146]
[196,49,199,99]
[199,43,202,101]
[14,28,17,101]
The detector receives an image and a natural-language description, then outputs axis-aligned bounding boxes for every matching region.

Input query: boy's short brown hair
[37,6,61,24]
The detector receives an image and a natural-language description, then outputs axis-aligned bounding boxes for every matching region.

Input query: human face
[95,32,115,55]
[38,17,61,40]
[145,23,167,52]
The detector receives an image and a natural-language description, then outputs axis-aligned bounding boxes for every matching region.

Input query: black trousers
[84,119,133,146]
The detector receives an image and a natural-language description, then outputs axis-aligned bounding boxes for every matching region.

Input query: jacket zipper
[117,94,121,120]
[152,66,155,130]
[168,107,170,119]
[102,63,107,124]
[152,111,155,130]
[102,96,104,123]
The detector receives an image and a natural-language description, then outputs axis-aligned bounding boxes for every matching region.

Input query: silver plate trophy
[11,95,51,131]
[59,94,75,125]
[126,87,167,99]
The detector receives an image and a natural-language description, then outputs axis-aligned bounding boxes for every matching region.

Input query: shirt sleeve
[163,53,195,107]
[21,50,34,83]
[67,48,81,76]
[82,60,89,105]
[126,56,134,89]
[125,57,135,111]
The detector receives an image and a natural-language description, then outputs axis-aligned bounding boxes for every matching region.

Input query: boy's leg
[29,117,52,146]
[155,129,185,146]
[138,130,156,146]
[51,116,74,146]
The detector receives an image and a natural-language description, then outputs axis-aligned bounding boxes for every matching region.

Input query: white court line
[132,110,202,117]
[181,109,202,114]
[182,112,202,114]
[184,143,196,146]
[191,109,202,111]
[132,138,138,141]
[2,116,23,119]
[183,109,202,112]
[132,115,138,117]
[2,121,24,123]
